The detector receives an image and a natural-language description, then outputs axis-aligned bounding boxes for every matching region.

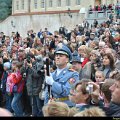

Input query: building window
[16,1,19,10]
[76,0,81,5]
[49,0,53,7]
[66,0,71,6]
[21,0,24,9]
[41,0,45,8]
[34,0,37,9]
[58,0,61,7]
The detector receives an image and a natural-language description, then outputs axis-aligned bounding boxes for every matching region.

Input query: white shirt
[56,68,64,76]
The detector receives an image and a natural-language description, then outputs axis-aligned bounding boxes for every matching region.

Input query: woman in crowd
[9,62,25,116]
[42,100,79,116]
[74,106,106,117]
[78,45,92,80]
[102,53,115,78]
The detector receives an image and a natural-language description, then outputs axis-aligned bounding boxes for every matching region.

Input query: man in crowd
[44,43,79,107]
[25,54,45,116]
[109,73,120,117]
[71,50,82,80]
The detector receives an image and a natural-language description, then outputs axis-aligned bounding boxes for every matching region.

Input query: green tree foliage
[0,0,12,20]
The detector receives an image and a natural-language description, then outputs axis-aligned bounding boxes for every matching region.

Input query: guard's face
[72,62,81,72]
[109,81,120,104]
[55,54,69,68]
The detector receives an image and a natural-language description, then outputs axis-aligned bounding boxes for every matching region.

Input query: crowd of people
[88,1,120,19]
[89,4,114,12]
[0,8,120,117]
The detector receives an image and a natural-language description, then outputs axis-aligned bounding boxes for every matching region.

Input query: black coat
[26,61,45,96]
[0,64,4,81]
[104,102,120,117]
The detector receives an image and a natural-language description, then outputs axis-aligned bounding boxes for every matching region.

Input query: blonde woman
[32,37,43,48]
[42,101,79,116]
[78,45,93,80]
[74,107,106,117]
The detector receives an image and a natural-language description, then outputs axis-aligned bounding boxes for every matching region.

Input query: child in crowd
[92,70,105,103]
[7,62,25,116]
[95,70,105,84]
[1,62,13,113]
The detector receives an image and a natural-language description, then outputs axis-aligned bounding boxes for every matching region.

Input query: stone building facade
[0,0,118,37]
[12,0,117,15]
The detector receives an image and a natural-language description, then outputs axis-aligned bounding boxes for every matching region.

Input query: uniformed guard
[44,43,79,107]
[71,50,82,80]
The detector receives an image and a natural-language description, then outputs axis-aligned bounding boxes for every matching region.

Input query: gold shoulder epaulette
[68,68,75,72]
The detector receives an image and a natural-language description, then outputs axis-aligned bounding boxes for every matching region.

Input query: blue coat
[44,67,79,107]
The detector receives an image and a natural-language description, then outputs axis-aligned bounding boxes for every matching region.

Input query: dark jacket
[76,104,91,111]
[26,61,45,96]
[102,66,114,79]
[1,71,9,94]
[104,102,120,117]
[1,70,12,94]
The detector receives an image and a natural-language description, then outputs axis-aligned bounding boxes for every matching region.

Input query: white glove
[45,76,54,85]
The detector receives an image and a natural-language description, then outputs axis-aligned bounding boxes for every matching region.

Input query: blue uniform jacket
[44,67,79,107]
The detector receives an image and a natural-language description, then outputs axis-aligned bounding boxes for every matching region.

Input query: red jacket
[6,71,25,93]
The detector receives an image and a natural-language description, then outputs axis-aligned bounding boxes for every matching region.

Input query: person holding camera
[69,79,104,112]
[25,53,45,116]
[90,49,102,82]
[108,73,120,117]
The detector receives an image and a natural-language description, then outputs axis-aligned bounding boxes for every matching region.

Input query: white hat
[3,62,11,69]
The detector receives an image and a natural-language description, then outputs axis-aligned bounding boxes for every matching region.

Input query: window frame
[58,0,61,7]
[76,0,81,5]
[34,0,38,9]
[66,0,71,6]
[21,0,24,9]
[16,1,19,10]
[49,0,53,7]
[41,0,45,8]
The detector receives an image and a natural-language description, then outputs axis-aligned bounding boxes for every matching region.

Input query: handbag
[39,89,45,100]
[39,82,45,100]
[13,84,18,93]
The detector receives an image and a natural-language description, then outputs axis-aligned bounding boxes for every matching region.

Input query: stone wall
[0,13,85,38]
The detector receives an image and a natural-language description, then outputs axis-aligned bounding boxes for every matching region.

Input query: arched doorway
[95,0,101,5]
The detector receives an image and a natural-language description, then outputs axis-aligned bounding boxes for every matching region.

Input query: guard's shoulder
[68,68,76,72]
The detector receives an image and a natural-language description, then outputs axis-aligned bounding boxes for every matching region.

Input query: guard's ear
[66,57,69,62]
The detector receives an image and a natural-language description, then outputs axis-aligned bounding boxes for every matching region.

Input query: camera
[88,84,93,94]
[95,58,101,68]
[23,73,26,78]
[86,83,93,94]
[26,56,31,63]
